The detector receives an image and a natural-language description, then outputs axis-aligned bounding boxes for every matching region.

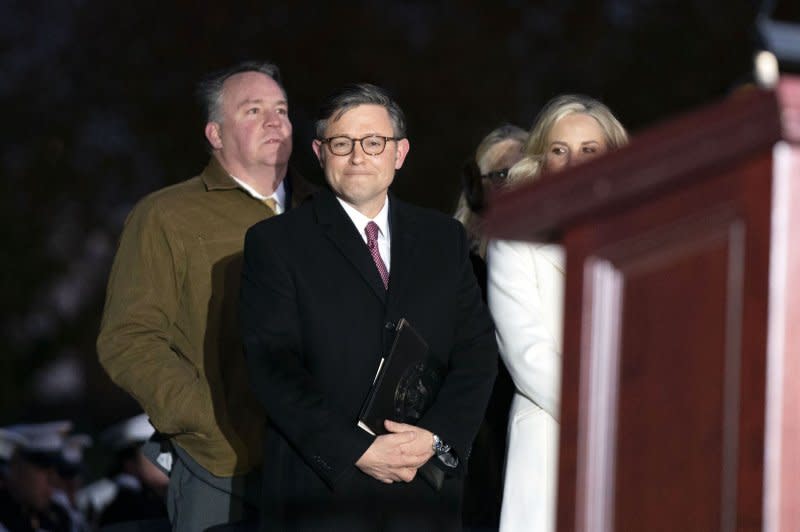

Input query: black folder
[357,318,447,489]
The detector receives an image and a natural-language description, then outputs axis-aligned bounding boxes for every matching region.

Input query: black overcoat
[240,188,498,531]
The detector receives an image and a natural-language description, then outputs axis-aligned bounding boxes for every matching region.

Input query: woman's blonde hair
[506,94,628,185]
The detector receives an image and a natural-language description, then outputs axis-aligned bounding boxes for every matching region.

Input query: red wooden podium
[485,77,800,532]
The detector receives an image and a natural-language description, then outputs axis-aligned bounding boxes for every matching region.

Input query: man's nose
[349,141,366,163]
[263,110,281,127]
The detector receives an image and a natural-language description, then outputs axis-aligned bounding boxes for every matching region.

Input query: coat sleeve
[97,200,209,435]
[486,239,561,421]
[416,221,499,467]
[240,223,374,490]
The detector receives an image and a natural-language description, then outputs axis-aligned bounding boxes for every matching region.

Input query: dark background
[1,0,766,442]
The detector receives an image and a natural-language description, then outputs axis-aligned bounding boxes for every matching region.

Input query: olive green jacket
[97,158,315,476]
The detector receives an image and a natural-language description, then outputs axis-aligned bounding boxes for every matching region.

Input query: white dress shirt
[336,196,391,272]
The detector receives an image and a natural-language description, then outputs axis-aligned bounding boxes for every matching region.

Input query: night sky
[1,0,765,436]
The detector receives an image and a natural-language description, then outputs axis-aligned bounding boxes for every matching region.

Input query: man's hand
[384,420,435,467]
[355,430,421,484]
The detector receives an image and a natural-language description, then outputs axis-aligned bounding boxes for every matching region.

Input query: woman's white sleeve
[487,239,561,420]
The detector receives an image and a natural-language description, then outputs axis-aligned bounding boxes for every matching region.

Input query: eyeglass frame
[318,135,402,156]
[481,168,510,183]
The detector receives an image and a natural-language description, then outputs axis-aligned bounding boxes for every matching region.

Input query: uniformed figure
[0,422,72,532]
[78,414,168,528]
[52,434,92,532]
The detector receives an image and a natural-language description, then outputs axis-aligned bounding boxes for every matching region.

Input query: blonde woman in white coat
[488,94,628,532]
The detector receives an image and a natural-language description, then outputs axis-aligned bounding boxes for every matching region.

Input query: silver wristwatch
[431,433,459,468]
[432,433,451,455]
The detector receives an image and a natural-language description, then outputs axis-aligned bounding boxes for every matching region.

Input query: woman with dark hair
[453,124,526,530]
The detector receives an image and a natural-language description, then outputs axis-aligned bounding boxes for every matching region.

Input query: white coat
[487,239,565,532]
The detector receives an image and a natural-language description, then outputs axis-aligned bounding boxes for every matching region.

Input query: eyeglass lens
[326,136,390,156]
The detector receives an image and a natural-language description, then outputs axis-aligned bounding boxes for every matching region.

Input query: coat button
[384,321,396,330]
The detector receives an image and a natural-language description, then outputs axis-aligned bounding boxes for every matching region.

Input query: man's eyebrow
[237,98,263,109]
[236,98,289,109]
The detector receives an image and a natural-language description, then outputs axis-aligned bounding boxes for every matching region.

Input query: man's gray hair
[315,83,406,139]
[197,60,284,124]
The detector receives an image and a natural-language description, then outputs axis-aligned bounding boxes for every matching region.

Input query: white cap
[100,414,154,450]
[4,420,73,454]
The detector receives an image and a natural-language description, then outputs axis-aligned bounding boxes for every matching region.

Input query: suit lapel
[385,195,418,312]
[314,189,387,304]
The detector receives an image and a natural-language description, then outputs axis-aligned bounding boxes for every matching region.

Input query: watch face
[433,434,449,453]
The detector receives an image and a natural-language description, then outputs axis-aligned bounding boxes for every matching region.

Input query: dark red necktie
[365,221,389,289]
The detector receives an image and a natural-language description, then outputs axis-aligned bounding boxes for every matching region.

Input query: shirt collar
[230,175,287,213]
[202,157,287,212]
[336,195,390,241]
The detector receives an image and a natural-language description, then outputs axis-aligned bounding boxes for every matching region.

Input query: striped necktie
[365,221,389,289]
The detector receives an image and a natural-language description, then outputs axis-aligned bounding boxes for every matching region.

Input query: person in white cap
[78,414,168,528]
[52,434,92,532]
[0,421,72,532]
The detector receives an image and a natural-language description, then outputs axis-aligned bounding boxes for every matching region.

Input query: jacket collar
[201,157,240,191]
[201,157,316,209]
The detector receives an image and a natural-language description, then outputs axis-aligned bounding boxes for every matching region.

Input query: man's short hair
[315,83,407,139]
[197,60,284,124]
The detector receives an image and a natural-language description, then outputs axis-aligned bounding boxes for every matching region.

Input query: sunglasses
[482,168,510,183]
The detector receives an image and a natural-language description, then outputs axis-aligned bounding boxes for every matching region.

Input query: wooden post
[485,77,800,531]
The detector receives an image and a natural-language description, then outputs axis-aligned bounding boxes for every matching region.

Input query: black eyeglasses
[482,168,510,183]
[320,135,400,156]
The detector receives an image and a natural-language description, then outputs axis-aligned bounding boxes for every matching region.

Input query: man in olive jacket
[97,61,314,531]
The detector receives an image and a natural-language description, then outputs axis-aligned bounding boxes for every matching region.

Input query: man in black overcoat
[240,83,498,531]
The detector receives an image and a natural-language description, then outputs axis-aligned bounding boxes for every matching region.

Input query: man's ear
[394,138,410,170]
[205,122,223,150]
[312,139,325,167]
